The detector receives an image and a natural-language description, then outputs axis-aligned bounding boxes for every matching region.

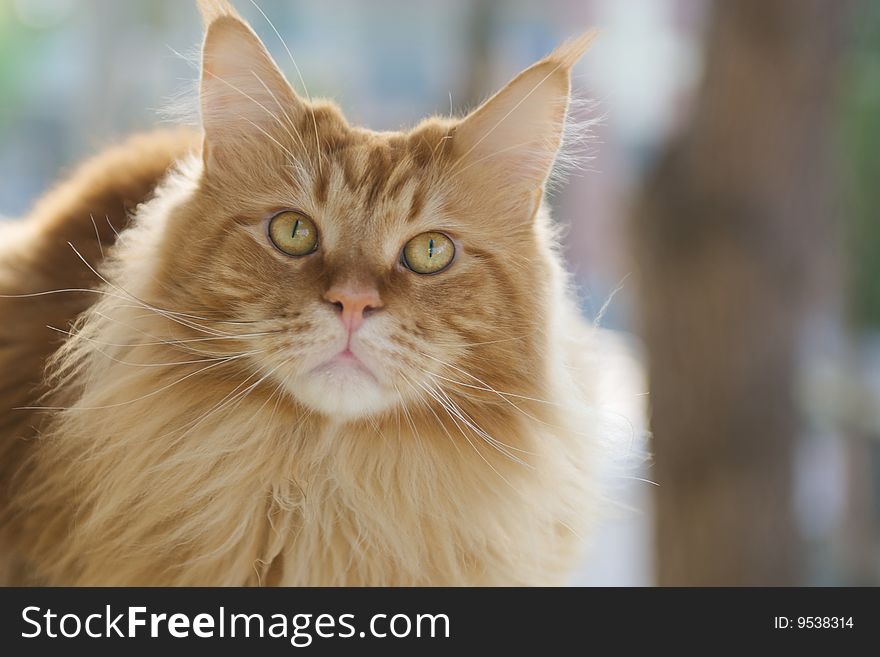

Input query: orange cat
[0,0,634,585]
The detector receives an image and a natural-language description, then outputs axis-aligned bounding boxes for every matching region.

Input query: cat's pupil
[428,238,434,258]
[291,219,300,239]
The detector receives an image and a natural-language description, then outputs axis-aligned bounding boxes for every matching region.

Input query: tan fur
[0,3,621,585]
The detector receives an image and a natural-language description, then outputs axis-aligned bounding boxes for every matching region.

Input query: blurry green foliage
[845,0,880,329]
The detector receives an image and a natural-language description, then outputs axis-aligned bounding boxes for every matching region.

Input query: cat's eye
[268,211,318,256]
[402,232,455,275]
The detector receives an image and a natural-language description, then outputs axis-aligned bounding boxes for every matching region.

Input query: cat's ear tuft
[546,30,599,69]
[199,3,302,171]
[451,30,597,210]
[196,0,239,25]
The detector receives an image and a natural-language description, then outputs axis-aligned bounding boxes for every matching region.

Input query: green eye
[402,232,455,274]
[268,211,318,256]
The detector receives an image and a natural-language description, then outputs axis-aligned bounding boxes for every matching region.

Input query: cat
[0,0,636,585]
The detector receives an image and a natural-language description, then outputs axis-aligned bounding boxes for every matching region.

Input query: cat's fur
[0,0,630,585]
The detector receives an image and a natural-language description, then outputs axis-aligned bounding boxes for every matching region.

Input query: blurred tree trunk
[633,1,851,584]
[461,0,500,109]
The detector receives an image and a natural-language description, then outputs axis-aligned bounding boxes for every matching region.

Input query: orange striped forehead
[250,104,463,268]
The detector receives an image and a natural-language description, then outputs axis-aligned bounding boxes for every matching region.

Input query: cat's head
[152,0,593,420]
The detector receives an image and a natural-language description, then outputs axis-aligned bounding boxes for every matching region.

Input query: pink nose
[323,285,383,333]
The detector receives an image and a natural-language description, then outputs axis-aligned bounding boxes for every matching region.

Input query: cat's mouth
[308,347,378,383]
[290,343,392,418]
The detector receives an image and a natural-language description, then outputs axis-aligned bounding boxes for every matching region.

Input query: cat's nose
[323,285,383,333]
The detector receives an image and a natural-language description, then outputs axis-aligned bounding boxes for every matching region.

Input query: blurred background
[1,0,878,585]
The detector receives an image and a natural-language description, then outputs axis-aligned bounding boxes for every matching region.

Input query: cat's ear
[452,31,597,214]
[197,0,303,170]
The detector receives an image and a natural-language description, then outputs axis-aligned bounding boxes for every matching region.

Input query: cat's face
[153,4,591,420]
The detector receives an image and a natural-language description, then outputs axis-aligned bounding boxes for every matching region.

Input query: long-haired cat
[0,0,635,585]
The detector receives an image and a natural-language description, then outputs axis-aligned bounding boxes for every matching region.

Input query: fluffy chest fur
[18,286,596,586]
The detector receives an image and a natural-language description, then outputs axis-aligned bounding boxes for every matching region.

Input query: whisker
[46,324,279,349]
[593,272,631,328]
[451,139,544,178]
[105,215,120,238]
[202,67,296,149]
[450,59,568,170]
[248,0,322,174]
[250,70,308,155]
[66,242,235,337]
[236,113,301,166]
[426,369,562,408]
[415,375,520,463]
[18,352,254,412]
[63,326,263,369]
[398,375,464,460]
[2,284,229,341]
[157,357,291,449]
[416,350,559,408]
[429,381,534,463]
[90,310,222,359]
[89,214,104,259]
[414,378,526,492]
[391,378,434,461]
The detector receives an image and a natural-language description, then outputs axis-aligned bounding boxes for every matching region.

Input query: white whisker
[248,0,322,174]
[18,353,252,412]
[89,214,104,259]
[414,378,526,493]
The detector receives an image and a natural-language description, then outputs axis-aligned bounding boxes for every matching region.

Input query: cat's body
[0,130,201,584]
[0,1,636,585]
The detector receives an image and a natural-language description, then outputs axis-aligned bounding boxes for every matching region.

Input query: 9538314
[774,617,854,630]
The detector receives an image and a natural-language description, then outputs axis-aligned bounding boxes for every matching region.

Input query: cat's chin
[290,357,396,419]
